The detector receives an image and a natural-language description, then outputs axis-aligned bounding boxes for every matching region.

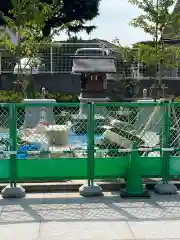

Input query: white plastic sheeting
[14,58,42,75]
[21,133,49,151]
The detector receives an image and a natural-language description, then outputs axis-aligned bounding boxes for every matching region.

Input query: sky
[54,0,152,46]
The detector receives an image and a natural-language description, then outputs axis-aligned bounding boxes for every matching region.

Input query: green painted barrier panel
[16,158,87,180]
[140,157,163,177]
[94,157,163,179]
[5,101,180,183]
[0,160,10,180]
[94,157,129,178]
[169,157,180,175]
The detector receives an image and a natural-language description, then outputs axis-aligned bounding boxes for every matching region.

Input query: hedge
[0,91,79,103]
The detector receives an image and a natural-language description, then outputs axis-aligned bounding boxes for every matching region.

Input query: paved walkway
[0,191,180,239]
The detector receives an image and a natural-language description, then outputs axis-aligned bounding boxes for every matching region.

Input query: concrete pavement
[0,191,180,239]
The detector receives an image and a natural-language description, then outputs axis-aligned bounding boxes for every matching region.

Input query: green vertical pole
[90,103,95,186]
[162,100,171,183]
[9,104,17,187]
[87,102,95,186]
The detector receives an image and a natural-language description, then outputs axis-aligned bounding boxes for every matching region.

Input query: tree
[128,0,180,97]
[112,39,141,99]
[0,0,55,97]
[0,0,100,37]
[115,0,180,97]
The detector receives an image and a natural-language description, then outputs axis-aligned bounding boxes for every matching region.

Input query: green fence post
[154,100,177,195]
[80,102,94,186]
[1,104,25,198]
[88,102,95,186]
[9,103,17,187]
[79,102,102,197]
[162,100,171,183]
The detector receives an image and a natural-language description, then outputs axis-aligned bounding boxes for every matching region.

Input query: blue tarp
[16,143,41,159]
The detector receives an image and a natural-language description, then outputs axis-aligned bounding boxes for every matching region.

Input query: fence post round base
[154,182,177,195]
[1,184,26,198]
[79,183,103,197]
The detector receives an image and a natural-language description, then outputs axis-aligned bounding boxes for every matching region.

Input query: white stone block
[103,130,133,149]
[110,119,133,131]
[45,125,68,146]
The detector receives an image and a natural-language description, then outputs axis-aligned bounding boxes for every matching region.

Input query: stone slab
[0,223,39,240]
[39,221,133,240]
[1,192,180,239]
[129,220,180,239]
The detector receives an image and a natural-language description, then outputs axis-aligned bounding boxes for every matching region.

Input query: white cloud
[54,0,151,46]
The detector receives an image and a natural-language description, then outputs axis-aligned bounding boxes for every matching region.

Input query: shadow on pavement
[0,192,179,224]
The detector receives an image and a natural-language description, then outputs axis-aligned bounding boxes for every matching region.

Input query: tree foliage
[0,0,55,97]
[128,0,180,68]
[0,0,54,56]
[115,0,180,85]
[129,0,179,39]
[0,0,100,36]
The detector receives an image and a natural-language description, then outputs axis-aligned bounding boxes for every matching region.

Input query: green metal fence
[0,101,179,193]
